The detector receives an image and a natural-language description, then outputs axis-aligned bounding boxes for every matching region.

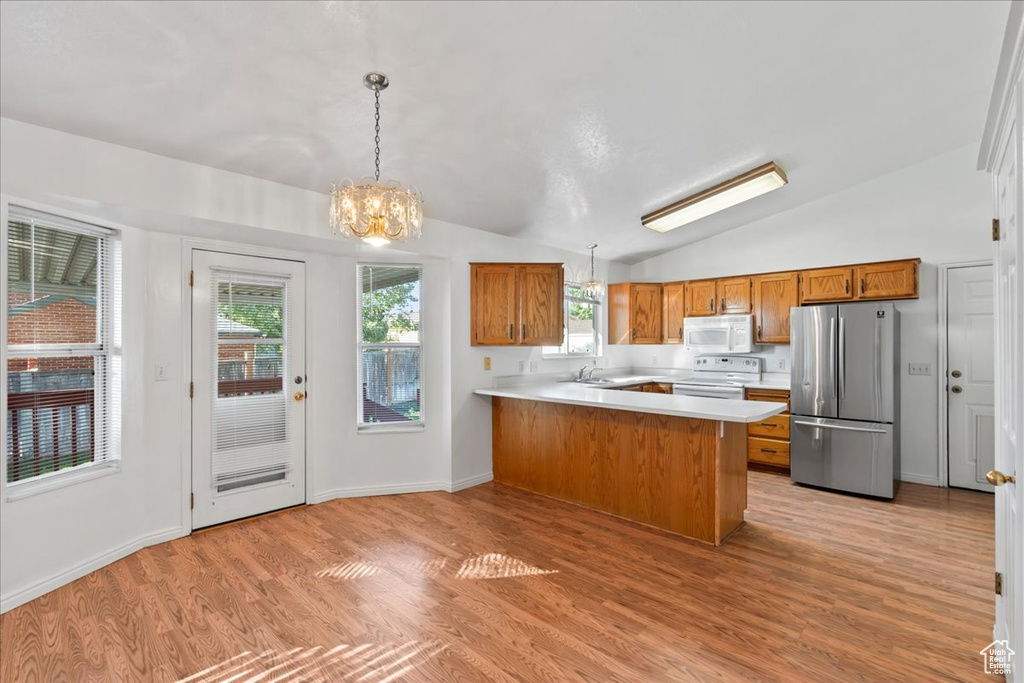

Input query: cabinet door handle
[757,325,762,340]
[632,328,637,340]
[678,327,683,340]
[522,324,526,339]
[845,279,850,294]
[860,279,866,294]
[720,297,725,312]
[509,324,513,339]
[709,298,714,312]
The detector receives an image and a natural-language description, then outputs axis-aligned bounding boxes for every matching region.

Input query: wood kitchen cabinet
[684,279,717,317]
[717,276,752,314]
[662,282,686,343]
[470,263,563,346]
[854,260,918,300]
[608,283,663,344]
[752,272,799,344]
[799,266,854,303]
[745,388,791,471]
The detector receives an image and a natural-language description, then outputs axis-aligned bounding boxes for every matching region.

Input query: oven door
[672,384,745,400]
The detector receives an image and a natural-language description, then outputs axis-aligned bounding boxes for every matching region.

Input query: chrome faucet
[577,363,596,380]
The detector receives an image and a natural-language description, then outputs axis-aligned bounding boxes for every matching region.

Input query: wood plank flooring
[0,472,995,682]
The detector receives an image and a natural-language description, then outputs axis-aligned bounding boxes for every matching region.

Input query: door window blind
[6,207,120,484]
[211,272,290,489]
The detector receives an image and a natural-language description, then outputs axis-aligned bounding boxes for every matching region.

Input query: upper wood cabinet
[470,263,563,346]
[718,276,752,314]
[854,260,918,300]
[684,279,717,317]
[608,283,663,344]
[800,267,853,303]
[752,272,799,344]
[662,282,686,343]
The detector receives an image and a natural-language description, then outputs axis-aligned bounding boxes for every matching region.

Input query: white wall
[0,118,625,610]
[628,144,993,484]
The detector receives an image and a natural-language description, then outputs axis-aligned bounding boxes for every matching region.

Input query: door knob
[294,391,306,401]
[950,370,962,378]
[986,470,1016,486]
[950,385,962,394]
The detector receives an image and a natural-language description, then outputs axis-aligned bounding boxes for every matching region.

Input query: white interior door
[992,75,1021,677]
[191,250,306,529]
[947,265,995,492]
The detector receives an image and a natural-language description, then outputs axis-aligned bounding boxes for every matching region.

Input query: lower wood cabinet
[614,382,673,393]
[744,388,790,471]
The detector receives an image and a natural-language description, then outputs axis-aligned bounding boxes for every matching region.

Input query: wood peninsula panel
[718,276,752,314]
[800,266,854,303]
[491,397,747,545]
[752,272,799,344]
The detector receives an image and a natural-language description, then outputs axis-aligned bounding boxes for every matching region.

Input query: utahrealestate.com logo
[980,640,1015,675]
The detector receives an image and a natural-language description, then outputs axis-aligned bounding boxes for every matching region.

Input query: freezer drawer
[790,416,896,499]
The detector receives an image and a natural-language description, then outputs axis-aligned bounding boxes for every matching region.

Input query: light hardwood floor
[0,472,994,682]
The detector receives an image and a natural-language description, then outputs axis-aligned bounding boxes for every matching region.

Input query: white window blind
[5,207,121,485]
[357,264,422,427]
[211,272,290,489]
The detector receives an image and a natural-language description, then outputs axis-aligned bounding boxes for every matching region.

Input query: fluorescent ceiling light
[641,162,788,233]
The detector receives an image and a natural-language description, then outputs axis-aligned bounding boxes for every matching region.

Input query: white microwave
[683,314,757,354]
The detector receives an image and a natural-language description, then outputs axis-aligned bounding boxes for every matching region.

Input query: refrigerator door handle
[829,316,837,399]
[793,419,888,434]
[838,317,846,399]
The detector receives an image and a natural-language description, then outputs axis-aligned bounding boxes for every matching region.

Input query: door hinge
[190,492,194,510]
[188,381,194,399]
[992,218,1000,242]
[995,571,1003,596]
[188,270,194,287]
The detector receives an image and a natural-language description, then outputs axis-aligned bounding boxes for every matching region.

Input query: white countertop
[474,382,787,423]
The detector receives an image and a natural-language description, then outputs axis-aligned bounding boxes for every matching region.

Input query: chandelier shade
[331,72,423,246]
[330,178,423,247]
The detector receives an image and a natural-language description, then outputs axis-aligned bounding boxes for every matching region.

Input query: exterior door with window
[191,251,305,529]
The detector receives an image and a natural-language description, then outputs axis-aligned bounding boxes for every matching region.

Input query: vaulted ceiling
[0,1,1009,263]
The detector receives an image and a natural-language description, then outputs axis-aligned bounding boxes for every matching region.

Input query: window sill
[5,461,122,502]
[357,422,426,435]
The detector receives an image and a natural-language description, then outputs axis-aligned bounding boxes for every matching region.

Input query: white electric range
[671,355,762,400]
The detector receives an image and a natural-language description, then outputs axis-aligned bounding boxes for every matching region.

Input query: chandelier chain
[373,89,381,182]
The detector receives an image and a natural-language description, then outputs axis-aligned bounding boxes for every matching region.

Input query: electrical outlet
[774,358,788,372]
[908,362,932,376]
[155,364,168,381]
[530,361,539,373]
[651,356,659,366]
[483,357,491,371]
[518,360,527,374]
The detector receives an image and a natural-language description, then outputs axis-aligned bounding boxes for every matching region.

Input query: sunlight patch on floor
[455,553,559,580]
[175,640,446,683]
[314,561,381,580]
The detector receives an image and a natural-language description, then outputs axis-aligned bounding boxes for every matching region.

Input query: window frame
[542,282,602,359]
[355,262,425,433]
[3,204,122,496]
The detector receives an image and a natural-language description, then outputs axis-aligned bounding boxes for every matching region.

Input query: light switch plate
[483,357,491,371]
[518,360,527,374]
[530,361,539,373]
[908,362,932,376]
[155,364,169,381]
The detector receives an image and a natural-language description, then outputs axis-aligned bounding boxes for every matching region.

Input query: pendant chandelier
[582,244,604,300]
[331,72,423,247]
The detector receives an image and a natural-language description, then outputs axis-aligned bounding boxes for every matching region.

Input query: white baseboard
[900,473,941,486]
[449,473,493,492]
[0,526,184,614]
[310,481,450,504]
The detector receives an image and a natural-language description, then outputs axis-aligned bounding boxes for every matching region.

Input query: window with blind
[5,208,121,485]
[357,264,422,427]
[543,283,601,357]
[213,273,290,489]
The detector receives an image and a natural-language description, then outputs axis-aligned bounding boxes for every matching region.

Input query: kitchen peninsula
[475,379,787,545]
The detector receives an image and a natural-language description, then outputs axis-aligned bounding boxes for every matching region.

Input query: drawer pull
[761,448,778,454]
[760,423,777,428]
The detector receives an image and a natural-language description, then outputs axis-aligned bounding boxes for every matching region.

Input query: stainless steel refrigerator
[790,302,900,498]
